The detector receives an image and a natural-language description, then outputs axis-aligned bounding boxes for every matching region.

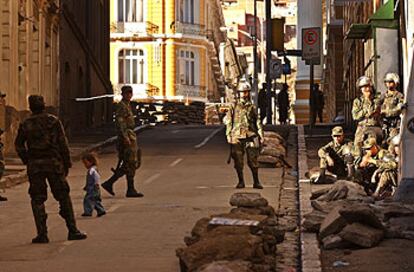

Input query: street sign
[302,27,321,65]
[269,59,282,79]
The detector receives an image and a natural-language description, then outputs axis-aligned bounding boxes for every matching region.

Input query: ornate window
[178,50,198,86]
[178,0,197,24]
[118,0,143,22]
[118,49,145,84]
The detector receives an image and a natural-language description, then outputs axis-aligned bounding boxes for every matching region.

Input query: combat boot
[31,200,49,244]
[126,176,144,198]
[101,168,125,196]
[58,196,87,241]
[252,168,263,189]
[235,170,245,189]
[314,168,326,184]
[0,195,7,201]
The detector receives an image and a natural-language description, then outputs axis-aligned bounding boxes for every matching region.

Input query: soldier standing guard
[102,86,144,198]
[352,76,382,153]
[15,95,87,243]
[381,73,405,145]
[225,79,264,189]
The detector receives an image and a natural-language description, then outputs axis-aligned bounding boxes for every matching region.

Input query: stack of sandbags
[161,102,205,125]
[258,131,291,171]
[176,193,285,272]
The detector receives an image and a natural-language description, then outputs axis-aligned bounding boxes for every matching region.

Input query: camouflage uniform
[318,142,352,178]
[101,87,143,198]
[381,90,404,145]
[357,137,398,199]
[351,94,382,148]
[225,79,264,189]
[15,95,86,243]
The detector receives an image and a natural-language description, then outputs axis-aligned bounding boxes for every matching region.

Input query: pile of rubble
[162,101,205,125]
[176,193,285,272]
[258,131,291,172]
[303,180,414,250]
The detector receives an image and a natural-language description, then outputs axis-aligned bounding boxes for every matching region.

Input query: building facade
[0,0,60,153]
[109,0,226,103]
[59,0,112,136]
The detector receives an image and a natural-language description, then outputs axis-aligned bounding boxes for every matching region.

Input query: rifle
[227,104,236,164]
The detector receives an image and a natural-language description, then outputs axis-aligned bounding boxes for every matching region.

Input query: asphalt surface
[0,125,290,272]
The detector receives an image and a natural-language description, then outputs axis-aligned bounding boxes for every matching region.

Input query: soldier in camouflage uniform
[358,137,398,199]
[352,76,382,153]
[316,126,353,183]
[381,73,405,146]
[102,86,143,198]
[0,91,7,202]
[15,95,87,243]
[224,79,264,189]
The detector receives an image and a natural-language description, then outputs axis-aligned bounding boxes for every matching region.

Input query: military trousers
[117,137,141,178]
[354,125,382,148]
[231,141,259,172]
[319,157,347,177]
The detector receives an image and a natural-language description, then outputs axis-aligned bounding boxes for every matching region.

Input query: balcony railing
[176,84,207,98]
[175,22,206,36]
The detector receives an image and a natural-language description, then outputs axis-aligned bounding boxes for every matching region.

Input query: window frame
[118,49,145,85]
[117,0,144,23]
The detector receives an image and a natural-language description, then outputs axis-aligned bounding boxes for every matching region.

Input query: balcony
[176,84,207,99]
[175,22,206,37]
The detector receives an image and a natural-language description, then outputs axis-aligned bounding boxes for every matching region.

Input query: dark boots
[31,200,49,244]
[58,196,87,241]
[0,194,7,201]
[235,169,245,189]
[252,168,263,189]
[315,168,326,184]
[126,175,144,198]
[101,168,126,196]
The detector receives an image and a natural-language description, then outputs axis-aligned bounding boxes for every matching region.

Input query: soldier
[278,84,290,125]
[225,79,264,189]
[358,137,398,199]
[352,76,382,153]
[15,95,87,243]
[316,126,353,183]
[102,86,143,198]
[0,91,7,202]
[381,73,405,145]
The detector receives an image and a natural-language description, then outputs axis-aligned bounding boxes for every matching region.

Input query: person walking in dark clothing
[258,83,268,123]
[278,84,290,124]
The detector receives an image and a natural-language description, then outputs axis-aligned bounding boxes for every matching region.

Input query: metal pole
[265,0,272,124]
[253,0,258,106]
[309,63,314,129]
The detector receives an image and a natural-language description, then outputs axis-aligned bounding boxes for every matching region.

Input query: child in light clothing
[81,153,106,217]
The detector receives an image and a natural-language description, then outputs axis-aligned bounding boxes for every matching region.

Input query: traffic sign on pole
[269,59,282,79]
[302,27,321,65]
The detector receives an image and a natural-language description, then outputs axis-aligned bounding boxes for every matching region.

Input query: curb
[297,125,322,272]
[0,124,150,190]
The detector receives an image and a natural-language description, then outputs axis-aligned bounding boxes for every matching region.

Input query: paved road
[0,125,290,272]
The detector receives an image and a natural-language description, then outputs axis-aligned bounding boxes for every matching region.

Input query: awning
[345,0,397,39]
[345,23,371,39]
[369,0,398,29]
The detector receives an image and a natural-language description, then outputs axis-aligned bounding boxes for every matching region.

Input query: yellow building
[110,0,226,102]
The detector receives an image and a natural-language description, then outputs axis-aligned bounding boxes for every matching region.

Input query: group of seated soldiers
[316,73,406,200]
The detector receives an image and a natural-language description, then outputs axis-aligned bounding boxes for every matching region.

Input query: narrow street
[0,125,297,272]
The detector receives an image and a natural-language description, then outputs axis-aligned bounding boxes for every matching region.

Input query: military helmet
[384,73,400,84]
[356,76,373,89]
[0,91,6,98]
[331,126,344,136]
[121,85,133,95]
[237,78,251,92]
[362,137,377,149]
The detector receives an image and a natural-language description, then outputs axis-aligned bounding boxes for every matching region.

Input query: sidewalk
[0,124,149,191]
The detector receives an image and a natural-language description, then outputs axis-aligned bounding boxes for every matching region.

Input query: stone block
[302,210,326,233]
[319,206,347,239]
[229,193,268,208]
[339,204,383,229]
[339,223,384,248]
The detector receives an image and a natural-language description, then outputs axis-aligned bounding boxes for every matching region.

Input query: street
[0,125,294,272]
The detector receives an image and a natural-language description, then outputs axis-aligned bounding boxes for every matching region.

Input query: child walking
[81,153,106,217]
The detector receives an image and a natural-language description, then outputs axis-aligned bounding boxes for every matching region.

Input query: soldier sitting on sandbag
[315,126,354,184]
